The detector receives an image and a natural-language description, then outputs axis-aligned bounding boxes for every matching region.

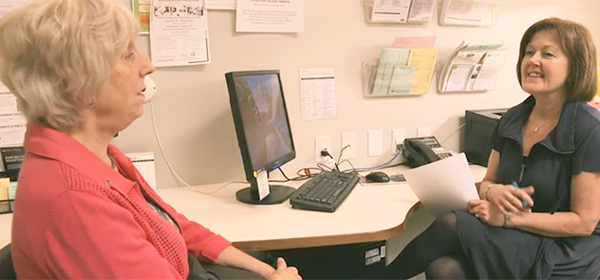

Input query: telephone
[142,76,157,103]
[402,136,452,168]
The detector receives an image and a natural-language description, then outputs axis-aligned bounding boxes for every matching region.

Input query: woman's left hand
[468,199,506,227]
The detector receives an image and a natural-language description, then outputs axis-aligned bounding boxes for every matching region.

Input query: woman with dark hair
[377,17,600,279]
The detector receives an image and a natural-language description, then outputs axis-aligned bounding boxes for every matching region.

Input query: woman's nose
[528,53,541,66]
[141,53,155,76]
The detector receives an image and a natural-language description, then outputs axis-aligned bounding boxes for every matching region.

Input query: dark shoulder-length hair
[516,17,597,102]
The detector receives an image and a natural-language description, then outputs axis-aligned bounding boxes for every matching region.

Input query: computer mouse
[365,171,390,183]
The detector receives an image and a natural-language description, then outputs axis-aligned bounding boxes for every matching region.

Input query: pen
[512,181,529,208]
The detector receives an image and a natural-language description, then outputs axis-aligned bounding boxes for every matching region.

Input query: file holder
[363,47,438,97]
[438,0,502,27]
[437,41,506,93]
[364,0,436,24]
[0,176,15,215]
[0,199,13,215]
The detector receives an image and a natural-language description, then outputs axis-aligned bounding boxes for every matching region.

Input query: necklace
[108,154,116,169]
[533,119,553,132]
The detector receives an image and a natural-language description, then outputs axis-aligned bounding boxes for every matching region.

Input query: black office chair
[0,243,16,280]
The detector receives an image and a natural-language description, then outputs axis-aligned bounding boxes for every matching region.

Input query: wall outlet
[392,129,406,154]
[417,127,431,137]
[341,132,357,159]
[368,130,383,157]
[314,136,331,163]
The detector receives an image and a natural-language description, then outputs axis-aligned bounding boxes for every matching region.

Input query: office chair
[0,243,16,280]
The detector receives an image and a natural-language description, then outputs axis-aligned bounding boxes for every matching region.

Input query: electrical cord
[149,100,191,187]
[341,145,403,173]
[441,123,466,145]
[268,167,313,183]
[191,181,247,195]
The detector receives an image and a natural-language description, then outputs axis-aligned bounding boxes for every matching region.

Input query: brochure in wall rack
[438,0,501,27]
[438,41,506,93]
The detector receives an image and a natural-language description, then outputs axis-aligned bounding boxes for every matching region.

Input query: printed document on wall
[150,0,210,67]
[0,86,26,147]
[0,0,32,19]
[300,69,336,121]
[236,0,304,33]
[127,152,157,190]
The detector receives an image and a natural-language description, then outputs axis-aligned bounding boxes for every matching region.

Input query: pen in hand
[512,181,530,208]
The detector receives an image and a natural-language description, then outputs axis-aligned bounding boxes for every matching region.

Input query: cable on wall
[149,100,191,187]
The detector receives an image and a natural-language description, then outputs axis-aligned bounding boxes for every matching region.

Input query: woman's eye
[124,52,135,60]
[524,50,534,56]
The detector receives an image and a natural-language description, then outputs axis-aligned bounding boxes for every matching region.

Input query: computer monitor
[225,70,297,204]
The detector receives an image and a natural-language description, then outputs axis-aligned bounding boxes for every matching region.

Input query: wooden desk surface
[157,181,420,251]
[0,164,487,251]
[156,164,487,251]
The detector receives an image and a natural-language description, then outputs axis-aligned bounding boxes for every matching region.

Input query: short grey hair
[0,0,140,134]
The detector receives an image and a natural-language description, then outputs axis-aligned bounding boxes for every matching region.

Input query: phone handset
[402,136,452,168]
[142,76,157,103]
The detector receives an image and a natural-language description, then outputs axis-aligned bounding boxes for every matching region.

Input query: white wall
[115,0,600,188]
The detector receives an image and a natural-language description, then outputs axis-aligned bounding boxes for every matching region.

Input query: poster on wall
[0,0,33,19]
[132,0,151,34]
[150,0,210,67]
[236,0,304,33]
[0,89,26,147]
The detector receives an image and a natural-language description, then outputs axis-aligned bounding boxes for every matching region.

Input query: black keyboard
[289,170,359,212]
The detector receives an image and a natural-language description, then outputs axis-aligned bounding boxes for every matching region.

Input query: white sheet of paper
[126,152,157,190]
[403,153,479,216]
[472,51,507,91]
[445,64,472,92]
[407,0,435,23]
[371,0,411,23]
[300,68,336,121]
[150,0,210,67]
[256,169,269,200]
[0,0,32,19]
[236,0,304,33]
[0,92,26,147]
[442,0,491,24]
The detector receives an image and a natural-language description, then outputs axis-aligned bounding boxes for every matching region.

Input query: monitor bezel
[225,70,296,202]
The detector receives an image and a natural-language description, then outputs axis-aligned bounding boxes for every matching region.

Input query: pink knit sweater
[11,123,231,279]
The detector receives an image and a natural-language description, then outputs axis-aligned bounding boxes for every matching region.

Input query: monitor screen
[225,70,296,204]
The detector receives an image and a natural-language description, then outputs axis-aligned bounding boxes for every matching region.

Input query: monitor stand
[236,184,296,205]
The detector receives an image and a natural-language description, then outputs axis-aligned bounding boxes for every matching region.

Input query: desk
[0,165,487,251]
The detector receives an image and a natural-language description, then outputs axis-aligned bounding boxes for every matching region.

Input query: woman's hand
[268,258,302,280]
[468,199,506,227]
[486,183,534,216]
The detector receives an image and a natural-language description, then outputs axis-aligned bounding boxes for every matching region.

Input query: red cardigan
[11,123,231,279]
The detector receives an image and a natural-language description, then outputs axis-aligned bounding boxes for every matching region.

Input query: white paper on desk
[403,153,479,216]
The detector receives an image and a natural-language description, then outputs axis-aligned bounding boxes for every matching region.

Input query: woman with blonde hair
[0,0,300,279]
